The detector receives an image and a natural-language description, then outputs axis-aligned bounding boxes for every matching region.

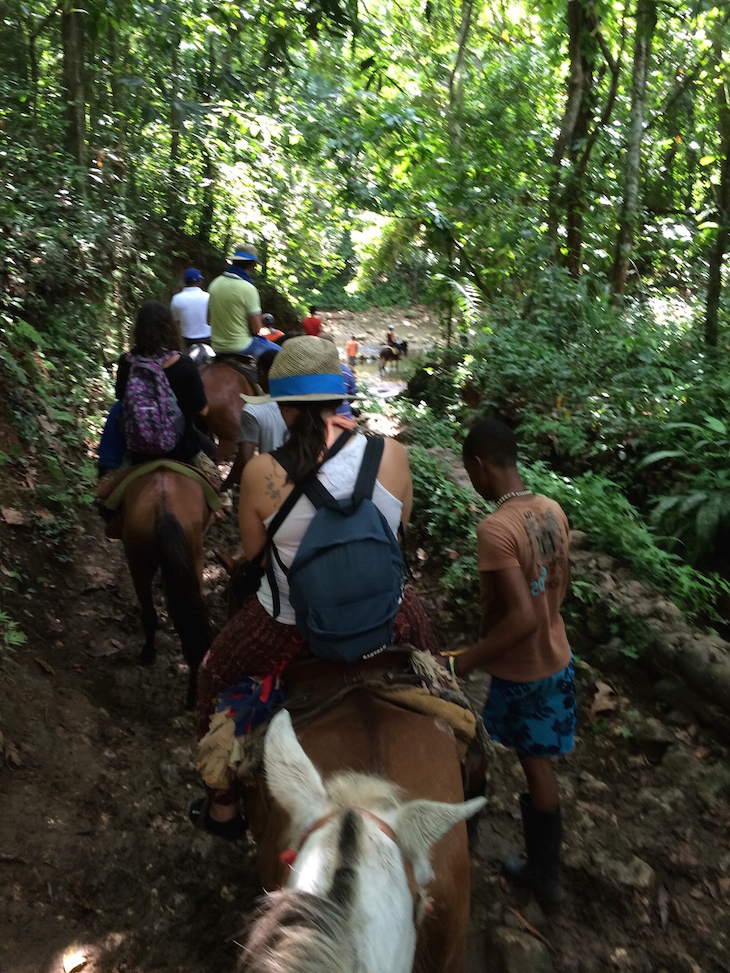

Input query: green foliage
[523,462,728,620]
[0,609,27,662]
[395,402,462,450]
[408,446,485,610]
[639,413,730,563]
[407,435,726,623]
[314,278,412,311]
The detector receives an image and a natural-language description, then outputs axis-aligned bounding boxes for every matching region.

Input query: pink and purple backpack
[121,353,185,454]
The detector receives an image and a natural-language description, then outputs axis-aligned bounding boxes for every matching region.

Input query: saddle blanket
[196,651,492,791]
[97,459,223,512]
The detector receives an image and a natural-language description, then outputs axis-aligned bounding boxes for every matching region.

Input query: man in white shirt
[171,268,211,349]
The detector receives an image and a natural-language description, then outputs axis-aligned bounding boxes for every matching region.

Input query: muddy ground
[1,323,730,973]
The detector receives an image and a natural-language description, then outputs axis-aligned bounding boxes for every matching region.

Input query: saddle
[96,459,223,512]
[196,650,492,791]
[211,353,259,386]
[282,650,420,714]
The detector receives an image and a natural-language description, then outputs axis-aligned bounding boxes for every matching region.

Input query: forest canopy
[2,0,730,329]
[2,0,730,602]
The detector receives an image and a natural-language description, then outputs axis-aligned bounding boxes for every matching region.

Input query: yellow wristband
[447,655,457,678]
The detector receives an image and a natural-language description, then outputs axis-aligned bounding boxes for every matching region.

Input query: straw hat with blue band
[228,243,258,262]
[240,335,357,404]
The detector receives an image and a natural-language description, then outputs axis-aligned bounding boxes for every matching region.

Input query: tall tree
[61,0,87,167]
[704,36,730,347]
[547,0,597,266]
[611,0,657,300]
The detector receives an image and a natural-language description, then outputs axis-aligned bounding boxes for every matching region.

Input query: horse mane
[237,889,357,973]
[324,771,402,815]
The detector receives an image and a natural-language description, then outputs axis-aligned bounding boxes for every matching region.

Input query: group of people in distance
[101,242,576,914]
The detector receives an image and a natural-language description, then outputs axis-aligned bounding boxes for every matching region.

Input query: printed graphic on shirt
[523,508,567,597]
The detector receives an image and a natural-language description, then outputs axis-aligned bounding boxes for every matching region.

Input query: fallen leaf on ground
[1,507,26,526]
[657,885,670,930]
[591,680,620,719]
[4,741,22,768]
[669,846,699,868]
[87,641,121,658]
[34,657,55,675]
[63,948,88,973]
[80,567,115,592]
[38,415,59,436]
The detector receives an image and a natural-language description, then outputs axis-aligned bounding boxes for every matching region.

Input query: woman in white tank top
[191,337,438,839]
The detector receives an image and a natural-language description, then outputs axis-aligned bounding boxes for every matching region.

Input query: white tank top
[257,434,403,624]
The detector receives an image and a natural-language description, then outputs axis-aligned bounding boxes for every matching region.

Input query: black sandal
[187,797,247,842]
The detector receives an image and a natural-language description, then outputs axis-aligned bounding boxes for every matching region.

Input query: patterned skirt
[195,586,439,740]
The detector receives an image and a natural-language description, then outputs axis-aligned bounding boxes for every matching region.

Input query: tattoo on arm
[265,474,281,501]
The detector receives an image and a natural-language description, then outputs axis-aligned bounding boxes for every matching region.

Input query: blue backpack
[270,434,405,662]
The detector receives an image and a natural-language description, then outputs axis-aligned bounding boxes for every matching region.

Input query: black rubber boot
[187,797,247,842]
[502,793,564,910]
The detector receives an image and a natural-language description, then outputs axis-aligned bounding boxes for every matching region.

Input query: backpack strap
[272,429,354,479]
[265,430,361,615]
[353,436,384,505]
[250,480,306,620]
[293,433,384,513]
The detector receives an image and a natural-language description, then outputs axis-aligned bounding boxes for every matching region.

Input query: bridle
[280,808,432,926]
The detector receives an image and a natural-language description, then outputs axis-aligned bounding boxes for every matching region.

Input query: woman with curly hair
[114,300,215,466]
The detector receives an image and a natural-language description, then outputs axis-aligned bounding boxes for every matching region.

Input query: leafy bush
[408,446,484,613]
[407,442,726,624]
[313,278,412,311]
[523,462,728,620]
[639,413,730,564]
[403,277,730,572]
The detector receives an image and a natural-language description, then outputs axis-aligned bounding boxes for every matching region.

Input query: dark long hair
[133,300,182,357]
[285,402,338,484]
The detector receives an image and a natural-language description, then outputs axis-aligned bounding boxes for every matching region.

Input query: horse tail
[155,512,211,707]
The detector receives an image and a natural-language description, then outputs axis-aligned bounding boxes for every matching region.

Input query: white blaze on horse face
[290,814,417,973]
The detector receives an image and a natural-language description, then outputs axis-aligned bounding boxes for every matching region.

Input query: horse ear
[264,710,329,836]
[392,796,486,886]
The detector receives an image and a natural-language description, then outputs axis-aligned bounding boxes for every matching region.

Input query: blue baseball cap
[184,267,204,284]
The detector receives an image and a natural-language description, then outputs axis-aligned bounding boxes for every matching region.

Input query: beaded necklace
[495,489,532,508]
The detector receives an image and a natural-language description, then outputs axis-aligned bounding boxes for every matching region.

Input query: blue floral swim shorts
[482,656,577,758]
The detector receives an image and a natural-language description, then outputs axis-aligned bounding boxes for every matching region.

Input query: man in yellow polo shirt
[208,243,263,354]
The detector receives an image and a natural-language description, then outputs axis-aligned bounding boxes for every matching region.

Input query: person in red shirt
[301,305,322,336]
[346,336,358,367]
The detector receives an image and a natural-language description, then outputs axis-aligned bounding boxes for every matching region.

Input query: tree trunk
[704,42,730,348]
[447,0,474,146]
[61,1,86,167]
[566,24,626,278]
[547,0,594,257]
[198,141,216,244]
[610,0,657,301]
[167,36,182,226]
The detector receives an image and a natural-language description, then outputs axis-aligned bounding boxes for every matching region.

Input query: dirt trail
[1,308,729,973]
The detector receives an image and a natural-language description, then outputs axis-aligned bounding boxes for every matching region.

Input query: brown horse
[240,701,484,973]
[120,468,212,709]
[199,363,259,463]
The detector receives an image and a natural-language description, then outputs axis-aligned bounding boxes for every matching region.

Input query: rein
[280,808,431,926]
